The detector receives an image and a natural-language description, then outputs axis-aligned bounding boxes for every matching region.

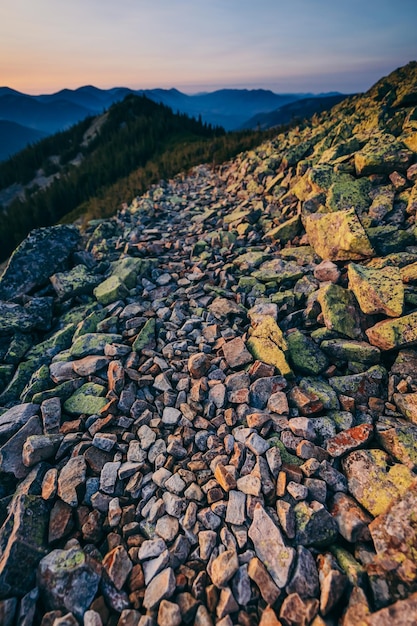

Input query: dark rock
[0,494,49,598]
[0,226,80,300]
[38,547,101,619]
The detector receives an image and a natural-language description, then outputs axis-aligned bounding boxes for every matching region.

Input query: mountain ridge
[0,83,344,138]
[0,60,416,624]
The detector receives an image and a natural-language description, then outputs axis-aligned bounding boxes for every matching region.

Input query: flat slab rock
[248,503,295,588]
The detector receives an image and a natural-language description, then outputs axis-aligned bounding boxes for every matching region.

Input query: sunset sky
[1,0,416,95]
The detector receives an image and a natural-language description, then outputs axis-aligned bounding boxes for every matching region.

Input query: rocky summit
[1,62,417,626]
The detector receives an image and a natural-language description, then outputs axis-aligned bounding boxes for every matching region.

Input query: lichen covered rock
[304,209,375,261]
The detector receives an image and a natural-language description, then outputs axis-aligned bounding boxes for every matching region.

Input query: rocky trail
[1,62,417,625]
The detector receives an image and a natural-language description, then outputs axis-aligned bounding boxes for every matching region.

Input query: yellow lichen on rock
[348,262,404,317]
[303,209,375,261]
[247,316,292,377]
[366,311,417,350]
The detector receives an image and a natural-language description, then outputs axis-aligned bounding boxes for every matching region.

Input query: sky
[1,0,417,95]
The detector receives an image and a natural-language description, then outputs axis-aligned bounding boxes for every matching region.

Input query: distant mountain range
[0,85,346,161]
[240,94,349,130]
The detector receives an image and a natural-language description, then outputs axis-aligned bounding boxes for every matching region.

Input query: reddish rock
[326,423,373,457]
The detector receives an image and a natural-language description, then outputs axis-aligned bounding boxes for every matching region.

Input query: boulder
[304,209,375,261]
[0,226,80,300]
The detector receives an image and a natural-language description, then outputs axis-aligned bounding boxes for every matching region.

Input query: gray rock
[0,403,38,445]
[0,416,42,478]
[38,547,101,619]
[225,490,246,526]
[286,546,319,598]
[22,434,63,466]
[100,461,121,495]
[248,503,295,588]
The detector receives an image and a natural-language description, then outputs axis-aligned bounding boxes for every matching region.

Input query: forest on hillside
[0,95,275,261]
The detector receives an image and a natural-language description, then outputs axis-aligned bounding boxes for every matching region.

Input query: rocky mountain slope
[0,61,417,625]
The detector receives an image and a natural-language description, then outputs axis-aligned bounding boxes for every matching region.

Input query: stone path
[1,62,417,625]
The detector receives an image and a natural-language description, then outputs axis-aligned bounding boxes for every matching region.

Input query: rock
[63,383,107,416]
[132,318,156,352]
[94,276,128,305]
[318,553,347,616]
[214,463,237,492]
[314,259,341,283]
[342,449,417,516]
[70,333,123,358]
[252,258,304,283]
[348,262,404,317]
[329,365,386,405]
[376,415,417,468]
[393,392,417,425]
[57,456,87,507]
[210,550,239,588]
[100,461,121,495]
[286,329,328,375]
[0,299,53,334]
[0,416,42,479]
[320,339,380,365]
[258,606,281,626]
[367,482,417,602]
[48,500,74,543]
[222,337,253,369]
[248,557,280,604]
[50,265,100,299]
[103,546,132,591]
[0,494,49,598]
[363,592,417,625]
[188,352,210,378]
[0,403,38,445]
[41,397,62,433]
[286,546,319,599]
[161,407,181,426]
[37,547,101,619]
[209,297,246,320]
[354,133,413,176]
[248,503,294,588]
[316,284,362,339]
[294,501,339,547]
[157,600,181,626]
[304,209,375,261]
[326,423,374,457]
[366,311,417,350]
[72,355,110,377]
[22,434,62,466]
[265,215,301,243]
[216,587,238,619]
[111,256,145,289]
[329,493,371,542]
[279,592,313,625]
[0,225,80,300]
[225,490,246,525]
[143,567,176,610]
[247,316,292,377]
